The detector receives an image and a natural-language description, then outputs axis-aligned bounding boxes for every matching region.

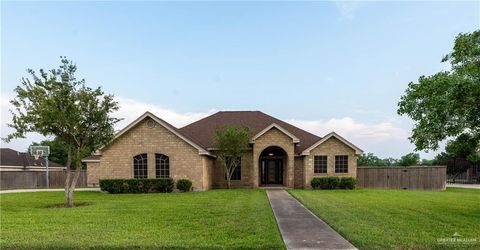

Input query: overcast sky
[1,1,479,158]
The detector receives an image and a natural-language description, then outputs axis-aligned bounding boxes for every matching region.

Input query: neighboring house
[83,111,363,190]
[0,148,65,171]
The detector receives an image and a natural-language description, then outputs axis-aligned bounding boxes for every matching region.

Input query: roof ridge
[178,110,322,154]
[217,110,261,113]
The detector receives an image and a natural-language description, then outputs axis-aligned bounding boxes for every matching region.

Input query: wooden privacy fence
[0,170,87,190]
[357,166,446,190]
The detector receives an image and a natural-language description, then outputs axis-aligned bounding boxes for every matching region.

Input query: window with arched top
[155,154,170,178]
[133,154,148,178]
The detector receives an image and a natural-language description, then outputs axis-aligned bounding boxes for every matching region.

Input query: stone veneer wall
[304,137,357,188]
[252,127,295,188]
[87,117,207,190]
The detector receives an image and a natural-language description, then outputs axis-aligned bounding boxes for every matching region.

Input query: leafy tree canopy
[444,133,480,163]
[397,30,480,152]
[397,153,420,166]
[357,153,387,166]
[4,57,121,207]
[358,152,431,167]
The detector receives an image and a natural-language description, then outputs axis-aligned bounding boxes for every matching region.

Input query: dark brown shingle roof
[179,111,321,154]
[82,155,101,161]
[0,148,64,168]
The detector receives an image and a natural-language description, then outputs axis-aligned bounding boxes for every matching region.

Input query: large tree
[435,134,480,180]
[4,57,121,207]
[397,30,480,154]
[213,125,250,189]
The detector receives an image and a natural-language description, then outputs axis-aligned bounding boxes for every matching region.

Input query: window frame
[313,155,328,174]
[133,153,148,179]
[155,153,170,178]
[335,155,349,173]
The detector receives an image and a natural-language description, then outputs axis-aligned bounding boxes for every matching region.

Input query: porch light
[268,153,274,156]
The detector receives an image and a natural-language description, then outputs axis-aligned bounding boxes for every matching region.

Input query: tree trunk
[64,146,83,208]
[66,188,74,208]
[64,146,72,207]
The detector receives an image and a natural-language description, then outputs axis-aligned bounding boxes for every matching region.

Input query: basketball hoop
[32,150,44,160]
[29,145,50,188]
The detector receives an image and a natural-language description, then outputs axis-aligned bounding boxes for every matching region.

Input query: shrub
[327,177,340,189]
[176,179,193,192]
[311,177,354,189]
[311,177,322,189]
[318,177,330,189]
[99,178,174,194]
[339,177,356,189]
[311,177,337,189]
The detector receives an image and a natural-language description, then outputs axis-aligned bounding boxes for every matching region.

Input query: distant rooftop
[0,148,64,168]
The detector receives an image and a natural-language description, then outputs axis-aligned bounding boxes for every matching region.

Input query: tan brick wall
[252,127,295,188]
[89,117,206,190]
[304,137,357,188]
[86,162,100,187]
[211,151,254,188]
[202,156,214,190]
[294,156,304,188]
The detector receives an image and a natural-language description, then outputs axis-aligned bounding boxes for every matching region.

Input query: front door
[261,159,283,185]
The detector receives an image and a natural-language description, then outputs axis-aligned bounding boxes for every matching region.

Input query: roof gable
[301,132,363,155]
[100,112,212,156]
[250,123,300,143]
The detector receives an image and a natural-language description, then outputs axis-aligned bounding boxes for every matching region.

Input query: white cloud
[113,97,215,129]
[286,117,419,158]
[0,95,216,152]
[333,1,362,20]
[1,93,47,152]
[287,117,409,140]
[1,94,436,159]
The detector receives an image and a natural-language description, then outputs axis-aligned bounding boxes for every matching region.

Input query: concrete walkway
[446,183,480,189]
[267,190,356,250]
[0,188,100,194]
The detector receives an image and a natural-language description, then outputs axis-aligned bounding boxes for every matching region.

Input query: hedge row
[99,178,186,194]
[311,177,356,190]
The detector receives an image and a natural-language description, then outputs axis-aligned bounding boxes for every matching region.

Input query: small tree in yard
[213,125,250,189]
[3,57,121,207]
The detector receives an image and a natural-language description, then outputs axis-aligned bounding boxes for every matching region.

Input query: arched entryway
[260,146,287,185]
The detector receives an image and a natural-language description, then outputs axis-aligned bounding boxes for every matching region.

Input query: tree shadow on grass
[44,201,94,208]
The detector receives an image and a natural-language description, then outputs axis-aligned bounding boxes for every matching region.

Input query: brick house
[83,111,363,190]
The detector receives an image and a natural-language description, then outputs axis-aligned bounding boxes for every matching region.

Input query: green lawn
[0,189,284,249]
[289,188,480,250]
